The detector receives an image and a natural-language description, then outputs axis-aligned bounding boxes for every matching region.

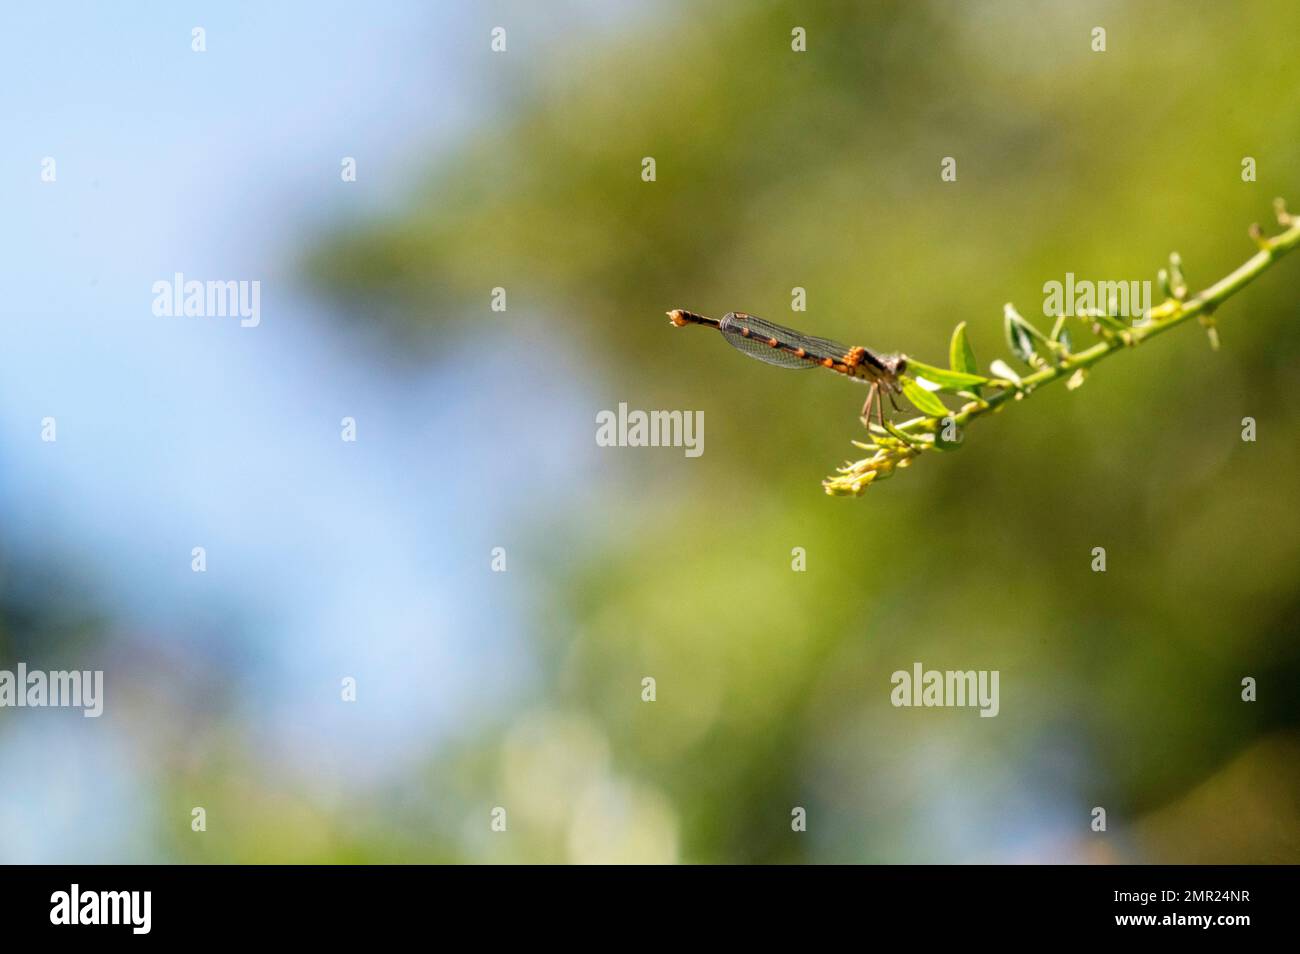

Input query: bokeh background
[3,0,1298,863]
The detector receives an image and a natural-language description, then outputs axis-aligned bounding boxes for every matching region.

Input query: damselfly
[667,309,908,427]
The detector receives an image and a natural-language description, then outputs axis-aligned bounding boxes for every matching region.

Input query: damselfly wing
[717,312,858,369]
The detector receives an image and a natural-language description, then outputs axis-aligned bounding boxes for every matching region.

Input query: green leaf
[989,359,1022,385]
[1083,308,1132,334]
[899,375,951,417]
[906,358,989,391]
[949,322,979,376]
[1168,251,1187,297]
[947,322,983,397]
[1004,311,1037,364]
[882,419,929,448]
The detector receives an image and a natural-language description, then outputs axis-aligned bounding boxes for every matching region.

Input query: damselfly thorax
[667,309,907,426]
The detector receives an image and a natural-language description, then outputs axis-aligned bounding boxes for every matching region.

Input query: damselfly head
[882,354,907,376]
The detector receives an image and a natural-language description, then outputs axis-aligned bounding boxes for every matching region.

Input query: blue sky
[0,1,638,859]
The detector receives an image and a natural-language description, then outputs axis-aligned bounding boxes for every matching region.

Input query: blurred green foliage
[210,0,1300,861]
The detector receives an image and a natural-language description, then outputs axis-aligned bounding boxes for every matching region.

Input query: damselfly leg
[861,382,882,431]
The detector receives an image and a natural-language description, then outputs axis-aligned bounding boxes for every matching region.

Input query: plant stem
[971,215,1300,420]
[825,206,1300,494]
